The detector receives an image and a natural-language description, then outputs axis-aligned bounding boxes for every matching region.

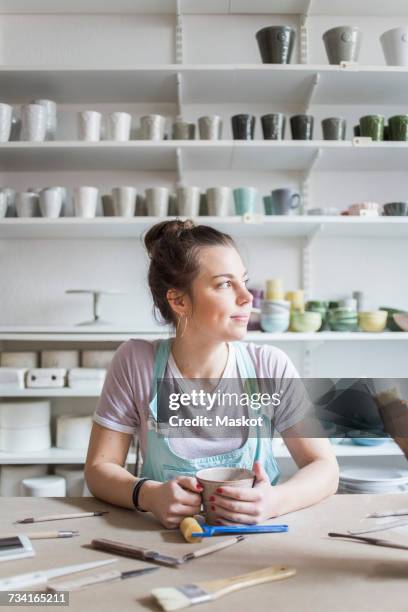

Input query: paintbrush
[151,565,296,610]
[15,511,109,524]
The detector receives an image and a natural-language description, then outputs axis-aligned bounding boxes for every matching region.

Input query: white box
[0,400,50,428]
[81,350,115,369]
[56,415,93,450]
[67,368,106,391]
[0,465,48,496]
[0,352,39,368]
[41,350,80,369]
[0,368,27,390]
[26,368,66,388]
[0,426,51,452]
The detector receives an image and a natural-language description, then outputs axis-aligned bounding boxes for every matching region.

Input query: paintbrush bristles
[151,587,199,611]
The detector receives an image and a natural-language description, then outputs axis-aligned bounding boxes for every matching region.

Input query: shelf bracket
[175,0,184,65]
[300,147,321,213]
[176,146,184,187]
[304,73,320,115]
[176,72,183,120]
[299,9,312,65]
[302,339,324,377]
[301,223,323,306]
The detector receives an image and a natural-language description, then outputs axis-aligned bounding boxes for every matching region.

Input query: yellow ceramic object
[358,310,387,332]
[266,279,283,300]
[291,311,322,333]
[285,289,305,311]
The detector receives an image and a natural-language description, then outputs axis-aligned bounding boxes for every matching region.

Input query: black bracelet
[132,478,150,512]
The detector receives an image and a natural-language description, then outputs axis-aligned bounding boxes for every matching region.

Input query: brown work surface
[1,494,408,611]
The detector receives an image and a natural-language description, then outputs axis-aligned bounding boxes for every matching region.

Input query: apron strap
[149,338,172,404]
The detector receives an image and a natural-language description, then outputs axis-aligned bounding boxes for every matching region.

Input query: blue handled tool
[192,524,289,537]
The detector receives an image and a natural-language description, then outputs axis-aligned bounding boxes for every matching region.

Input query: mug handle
[290,193,301,209]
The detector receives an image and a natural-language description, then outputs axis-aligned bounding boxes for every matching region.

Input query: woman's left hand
[210,461,278,525]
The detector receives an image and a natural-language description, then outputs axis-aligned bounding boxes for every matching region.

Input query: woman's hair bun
[144,219,196,257]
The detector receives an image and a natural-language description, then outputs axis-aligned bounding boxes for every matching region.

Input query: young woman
[85,219,339,528]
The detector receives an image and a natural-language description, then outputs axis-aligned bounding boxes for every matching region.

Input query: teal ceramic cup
[263,195,274,215]
[359,115,385,141]
[388,115,408,141]
[233,187,257,215]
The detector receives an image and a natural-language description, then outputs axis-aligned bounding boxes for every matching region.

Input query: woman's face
[187,245,253,341]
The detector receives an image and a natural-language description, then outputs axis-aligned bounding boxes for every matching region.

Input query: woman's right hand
[138,477,203,528]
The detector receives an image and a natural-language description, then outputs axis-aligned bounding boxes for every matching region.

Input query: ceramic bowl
[290,311,322,333]
[393,313,408,332]
[358,310,387,332]
[348,430,388,446]
[380,306,407,331]
[260,313,290,333]
[260,299,291,314]
[383,201,408,216]
[328,308,358,331]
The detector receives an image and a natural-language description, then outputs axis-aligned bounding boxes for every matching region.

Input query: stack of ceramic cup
[338,467,408,494]
[306,301,329,331]
[328,298,358,332]
[260,279,290,332]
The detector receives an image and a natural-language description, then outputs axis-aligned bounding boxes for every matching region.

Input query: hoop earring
[176,314,188,338]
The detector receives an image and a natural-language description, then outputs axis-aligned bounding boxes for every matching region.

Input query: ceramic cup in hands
[196,467,255,525]
[39,187,63,218]
[73,186,99,218]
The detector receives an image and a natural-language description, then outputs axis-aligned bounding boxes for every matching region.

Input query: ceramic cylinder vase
[172,121,196,140]
[73,186,99,218]
[231,114,255,140]
[359,115,384,141]
[321,117,346,140]
[256,25,295,64]
[176,186,201,216]
[0,103,13,143]
[261,113,286,140]
[323,26,362,64]
[290,114,314,140]
[106,112,132,141]
[16,192,40,217]
[388,115,408,141]
[140,114,165,140]
[31,99,57,140]
[206,187,231,217]
[20,104,47,141]
[39,187,63,218]
[233,187,257,215]
[145,187,169,216]
[381,26,408,66]
[78,110,102,141]
[111,186,137,217]
[198,116,223,140]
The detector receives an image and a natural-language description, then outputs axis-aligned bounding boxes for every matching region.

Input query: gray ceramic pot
[323,26,362,64]
[322,117,346,140]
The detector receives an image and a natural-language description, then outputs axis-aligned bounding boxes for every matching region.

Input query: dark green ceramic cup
[388,115,408,141]
[359,115,385,141]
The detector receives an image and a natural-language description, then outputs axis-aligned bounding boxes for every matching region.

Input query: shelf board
[2,215,408,240]
[0,388,103,397]
[2,140,408,172]
[1,1,408,16]
[0,330,407,342]
[2,64,408,105]
[0,442,401,465]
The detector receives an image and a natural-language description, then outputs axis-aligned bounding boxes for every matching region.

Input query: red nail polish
[196,484,203,491]
[216,488,223,494]
[209,496,215,502]
[211,505,216,511]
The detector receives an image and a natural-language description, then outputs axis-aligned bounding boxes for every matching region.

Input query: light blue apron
[140,339,280,485]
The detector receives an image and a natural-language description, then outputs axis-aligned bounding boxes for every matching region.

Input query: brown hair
[144,218,236,325]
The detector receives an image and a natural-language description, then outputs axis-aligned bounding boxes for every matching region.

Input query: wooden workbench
[0,494,408,611]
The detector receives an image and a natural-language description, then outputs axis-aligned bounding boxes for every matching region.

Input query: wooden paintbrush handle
[200,565,296,597]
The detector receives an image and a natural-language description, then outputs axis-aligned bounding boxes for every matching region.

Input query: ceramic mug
[31,99,57,140]
[359,115,384,141]
[176,186,201,216]
[112,186,137,217]
[78,110,102,141]
[271,188,301,215]
[0,188,16,217]
[172,121,195,140]
[0,192,7,218]
[196,467,255,525]
[388,115,408,141]
[146,187,169,216]
[39,187,62,218]
[101,194,115,216]
[106,112,132,141]
[256,25,295,64]
[0,103,13,143]
[233,187,257,215]
[231,114,255,140]
[322,117,346,140]
[261,113,286,140]
[198,115,223,140]
[140,114,166,140]
[323,26,362,64]
[20,104,47,141]
[380,26,408,66]
[290,114,314,140]
[73,186,99,218]
[206,187,231,217]
[263,195,275,215]
[16,192,40,217]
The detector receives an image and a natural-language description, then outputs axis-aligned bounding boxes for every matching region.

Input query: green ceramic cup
[388,115,408,141]
[263,195,275,215]
[359,115,385,141]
